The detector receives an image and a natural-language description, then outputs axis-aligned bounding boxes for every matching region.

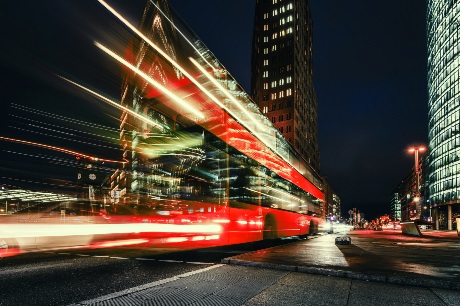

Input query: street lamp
[408,146,426,220]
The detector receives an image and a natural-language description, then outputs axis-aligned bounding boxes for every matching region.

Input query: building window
[264,24,269,31]
[287,88,292,96]
[279,115,284,122]
[272,104,276,111]
[272,44,277,51]
[279,90,284,98]
[279,126,284,133]
[264,36,269,43]
[264,59,269,66]
[264,48,268,54]
[263,71,269,78]
[273,9,278,16]
[263,13,269,20]
[287,76,292,83]
[272,32,278,40]
[263,82,269,90]
[271,92,277,100]
[279,78,285,85]
[272,117,276,123]
[271,80,277,88]
[263,106,268,113]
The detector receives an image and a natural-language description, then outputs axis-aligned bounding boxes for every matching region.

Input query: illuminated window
[273,9,278,16]
[271,80,277,88]
[287,76,292,83]
[280,18,285,25]
[264,13,269,19]
[264,24,269,31]
[280,30,285,37]
[264,48,268,54]
[280,78,285,85]
[263,106,268,113]
[263,82,269,89]
[287,15,293,22]
[287,27,293,34]
[273,0,277,4]
[272,32,278,39]
[272,44,277,51]
[287,88,292,96]
[263,71,269,78]
[264,36,269,42]
[263,59,269,66]
[279,91,284,98]
[271,92,277,100]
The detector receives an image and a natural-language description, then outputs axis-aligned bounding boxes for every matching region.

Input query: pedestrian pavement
[70,228,460,306]
[223,228,460,290]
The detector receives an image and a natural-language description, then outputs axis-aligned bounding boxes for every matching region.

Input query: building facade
[427,0,459,230]
[251,0,320,172]
[322,179,341,221]
[391,155,428,222]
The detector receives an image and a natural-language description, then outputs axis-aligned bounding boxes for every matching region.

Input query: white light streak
[59,76,164,130]
[93,42,204,120]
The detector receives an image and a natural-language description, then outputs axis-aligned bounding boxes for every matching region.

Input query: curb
[221,258,460,291]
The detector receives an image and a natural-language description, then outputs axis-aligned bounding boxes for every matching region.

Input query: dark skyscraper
[251,0,320,172]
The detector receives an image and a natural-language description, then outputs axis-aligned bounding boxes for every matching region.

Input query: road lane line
[68,264,224,306]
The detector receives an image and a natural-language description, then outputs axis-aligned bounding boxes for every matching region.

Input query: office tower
[251,0,320,172]
[427,0,459,230]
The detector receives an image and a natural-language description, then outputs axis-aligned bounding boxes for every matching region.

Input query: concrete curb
[221,258,460,291]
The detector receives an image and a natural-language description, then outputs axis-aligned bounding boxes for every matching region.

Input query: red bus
[0,0,325,257]
[99,0,325,248]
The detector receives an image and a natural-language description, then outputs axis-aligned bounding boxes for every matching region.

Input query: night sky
[2,1,427,220]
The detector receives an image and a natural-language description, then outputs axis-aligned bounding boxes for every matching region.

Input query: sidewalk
[223,229,460,290]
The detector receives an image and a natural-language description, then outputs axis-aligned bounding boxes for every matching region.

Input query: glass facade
[427,0,460,229]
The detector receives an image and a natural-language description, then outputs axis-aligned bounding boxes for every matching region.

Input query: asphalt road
[0,239,295,306]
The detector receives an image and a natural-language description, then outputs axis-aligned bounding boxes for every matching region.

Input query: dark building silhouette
[251,0,320,172]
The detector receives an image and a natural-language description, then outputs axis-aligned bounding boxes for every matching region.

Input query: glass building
[427,0,460,230]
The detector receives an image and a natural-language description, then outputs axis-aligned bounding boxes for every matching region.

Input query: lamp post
[408,146,426,220]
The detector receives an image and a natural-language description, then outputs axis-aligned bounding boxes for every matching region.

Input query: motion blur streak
[59,76,165,130]
[93,42,205,120]
[98,0,235,129]
[0,223,222,238]
[0,136,125,164]
[90,239,149,248]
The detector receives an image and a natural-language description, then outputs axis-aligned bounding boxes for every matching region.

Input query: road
[0,239,294,306]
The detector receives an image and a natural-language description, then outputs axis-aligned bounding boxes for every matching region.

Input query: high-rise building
[251,0,320,172]
[427,0,459,230]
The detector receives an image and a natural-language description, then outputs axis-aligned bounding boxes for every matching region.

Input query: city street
[1,230,459,305]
